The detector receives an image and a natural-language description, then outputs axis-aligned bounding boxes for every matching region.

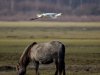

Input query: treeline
[0,0,100,16]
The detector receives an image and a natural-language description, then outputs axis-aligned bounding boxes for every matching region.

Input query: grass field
[0,21,100,75]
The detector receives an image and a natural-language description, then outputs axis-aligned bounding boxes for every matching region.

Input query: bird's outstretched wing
[30,13,62,20]
[55,13,62,17]
[49,13,62,19]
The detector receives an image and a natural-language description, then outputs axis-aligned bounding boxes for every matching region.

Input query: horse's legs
[34,61,39,75]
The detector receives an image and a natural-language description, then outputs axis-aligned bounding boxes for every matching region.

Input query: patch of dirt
[0,66,15,71]
[67,65,100,73]
[0,65,100,73]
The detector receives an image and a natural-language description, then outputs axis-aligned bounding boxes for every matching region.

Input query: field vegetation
[0,21,100,75]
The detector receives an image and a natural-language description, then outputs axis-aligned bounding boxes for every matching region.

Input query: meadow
[0,21,100,75]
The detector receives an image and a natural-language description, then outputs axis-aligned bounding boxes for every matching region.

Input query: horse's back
[30,41,65,64]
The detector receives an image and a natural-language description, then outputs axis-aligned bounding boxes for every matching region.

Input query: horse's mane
[19,42,37,65]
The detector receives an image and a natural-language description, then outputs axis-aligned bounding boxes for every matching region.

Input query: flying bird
[30,13,62,20]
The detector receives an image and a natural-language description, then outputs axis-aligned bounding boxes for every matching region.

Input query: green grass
[0,21,100,39]
[0,21,100,27]
[0,38,100,53]
[0,21,100,75]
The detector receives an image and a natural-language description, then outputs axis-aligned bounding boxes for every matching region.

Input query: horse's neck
[19,42,37,67]
[19,48,30,67]
[19,55,30,68]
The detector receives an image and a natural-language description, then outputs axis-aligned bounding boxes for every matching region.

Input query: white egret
[30,13,62,20]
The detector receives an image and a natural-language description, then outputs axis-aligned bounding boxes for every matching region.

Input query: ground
[0,21,100,75]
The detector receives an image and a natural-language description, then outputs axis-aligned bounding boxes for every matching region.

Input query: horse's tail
[61,44,66,75]
[62,44,65,58]
[58,43,66,75]
[59,43,65,60]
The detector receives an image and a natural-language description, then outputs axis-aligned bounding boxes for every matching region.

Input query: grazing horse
[16,41,65,75]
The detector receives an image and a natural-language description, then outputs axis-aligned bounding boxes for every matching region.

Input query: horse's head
[16,63,26,75]
[16,42,37,75]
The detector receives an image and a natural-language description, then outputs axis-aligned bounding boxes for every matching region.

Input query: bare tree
[69,0,72,8]
[35,0,39,12]
[56,0,60,8]
[10,0,15,13]
[80,0,83,8]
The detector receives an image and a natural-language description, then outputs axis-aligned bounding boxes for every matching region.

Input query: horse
[16,41,66,75]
